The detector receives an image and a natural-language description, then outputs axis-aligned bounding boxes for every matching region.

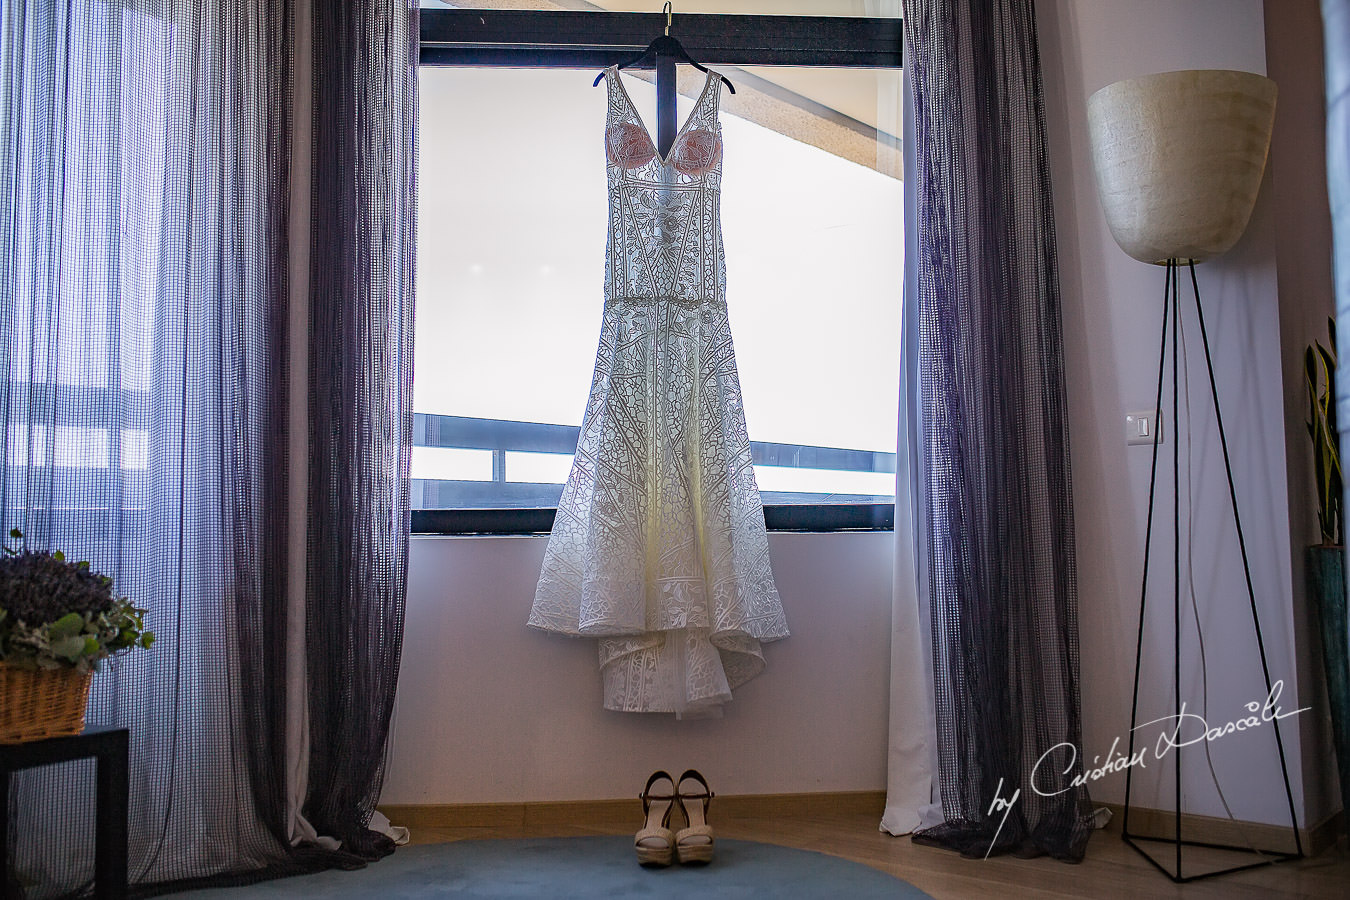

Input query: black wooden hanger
[594,3,734,159]
[593,3,736,94]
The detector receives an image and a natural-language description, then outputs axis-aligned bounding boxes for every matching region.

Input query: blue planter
[1308,545,1350,833]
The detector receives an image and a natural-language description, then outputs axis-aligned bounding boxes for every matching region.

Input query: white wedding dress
[527,66,789,716]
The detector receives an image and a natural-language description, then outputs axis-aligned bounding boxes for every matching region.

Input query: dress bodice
[603,67,725,306]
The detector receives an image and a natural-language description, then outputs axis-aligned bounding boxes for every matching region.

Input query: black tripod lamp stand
[1087,68,1299,883]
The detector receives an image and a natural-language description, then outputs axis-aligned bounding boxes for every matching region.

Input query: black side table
[0,727,128,900]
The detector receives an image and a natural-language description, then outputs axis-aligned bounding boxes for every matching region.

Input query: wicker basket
[0,663,93,743]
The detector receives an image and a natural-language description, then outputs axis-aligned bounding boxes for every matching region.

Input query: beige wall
[382,532,892,804]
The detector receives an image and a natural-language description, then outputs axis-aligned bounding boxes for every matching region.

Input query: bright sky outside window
[414,66,903,507]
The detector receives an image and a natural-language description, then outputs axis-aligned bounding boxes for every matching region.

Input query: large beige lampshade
[1087,69,1277,265]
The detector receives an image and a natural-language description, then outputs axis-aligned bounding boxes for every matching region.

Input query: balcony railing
[411,413,896,533]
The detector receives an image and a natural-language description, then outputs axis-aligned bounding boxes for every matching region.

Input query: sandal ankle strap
[676,769,714,801]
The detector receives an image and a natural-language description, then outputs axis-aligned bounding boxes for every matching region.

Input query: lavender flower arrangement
[0,529,153,673]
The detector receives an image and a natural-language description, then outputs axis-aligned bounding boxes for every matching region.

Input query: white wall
[1039,0,1314,826]
[382,532,892,804]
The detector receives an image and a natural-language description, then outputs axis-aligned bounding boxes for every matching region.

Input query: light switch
[1126,411,1162,446]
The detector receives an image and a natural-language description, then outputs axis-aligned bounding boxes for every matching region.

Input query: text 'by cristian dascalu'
[982,679,1308,858]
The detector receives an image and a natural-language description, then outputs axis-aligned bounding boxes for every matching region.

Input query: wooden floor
[406,807,1350,899]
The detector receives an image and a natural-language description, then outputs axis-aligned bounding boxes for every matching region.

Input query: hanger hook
[663,2,672,36]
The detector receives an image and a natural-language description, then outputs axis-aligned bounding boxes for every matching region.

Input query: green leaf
[49,612,85,639]
[50,635,88,662]
[1318,340,1337,368]
[1306,321,1344,544]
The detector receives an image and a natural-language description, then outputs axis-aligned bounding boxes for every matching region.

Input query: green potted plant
[0,529,153,743]
[1305,318,1350,833]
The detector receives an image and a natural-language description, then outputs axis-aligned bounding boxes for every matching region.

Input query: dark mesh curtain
[902,0,1094,860]
[302,0,417,857]
[0,0,303,894]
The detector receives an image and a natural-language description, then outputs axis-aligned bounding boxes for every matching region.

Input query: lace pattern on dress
[528,67,788,716]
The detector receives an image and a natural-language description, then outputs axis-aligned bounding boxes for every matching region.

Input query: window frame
[415,7,903,536]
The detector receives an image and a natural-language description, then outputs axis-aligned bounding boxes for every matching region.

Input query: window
[414,6,903,533]
[4,4,168,527]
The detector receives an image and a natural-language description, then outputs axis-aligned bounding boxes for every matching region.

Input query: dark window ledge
[411,504,893,535]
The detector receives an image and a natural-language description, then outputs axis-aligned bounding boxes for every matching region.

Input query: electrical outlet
[1126,411,1162,446]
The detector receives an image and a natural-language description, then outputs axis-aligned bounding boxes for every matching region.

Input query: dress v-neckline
[609,65,718,167]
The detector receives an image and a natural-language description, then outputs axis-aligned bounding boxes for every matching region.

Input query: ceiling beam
[420,9,903,68]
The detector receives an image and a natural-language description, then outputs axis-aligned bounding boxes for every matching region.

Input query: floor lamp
[1086,69,1302,882]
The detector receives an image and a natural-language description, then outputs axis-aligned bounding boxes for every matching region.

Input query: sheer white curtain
[0,1,301,891]
[0,1,415,892]
[875,0,938,830]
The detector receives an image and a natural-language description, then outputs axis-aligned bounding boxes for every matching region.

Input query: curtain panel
[1329,0,1350,549]
[1320,0,1350,857]
[302,0,418,857]
[900,0,1093,861]
[0,0,417,893]
[0,0,301,893]
[882,22,938,836]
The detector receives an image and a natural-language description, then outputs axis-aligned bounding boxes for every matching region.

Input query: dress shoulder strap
[683,70,722,134]
[603,66,631,122]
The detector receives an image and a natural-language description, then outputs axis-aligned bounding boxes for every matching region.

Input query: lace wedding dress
[528,66,789,716]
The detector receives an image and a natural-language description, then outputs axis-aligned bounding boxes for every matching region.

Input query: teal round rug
[175,836,932,899]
